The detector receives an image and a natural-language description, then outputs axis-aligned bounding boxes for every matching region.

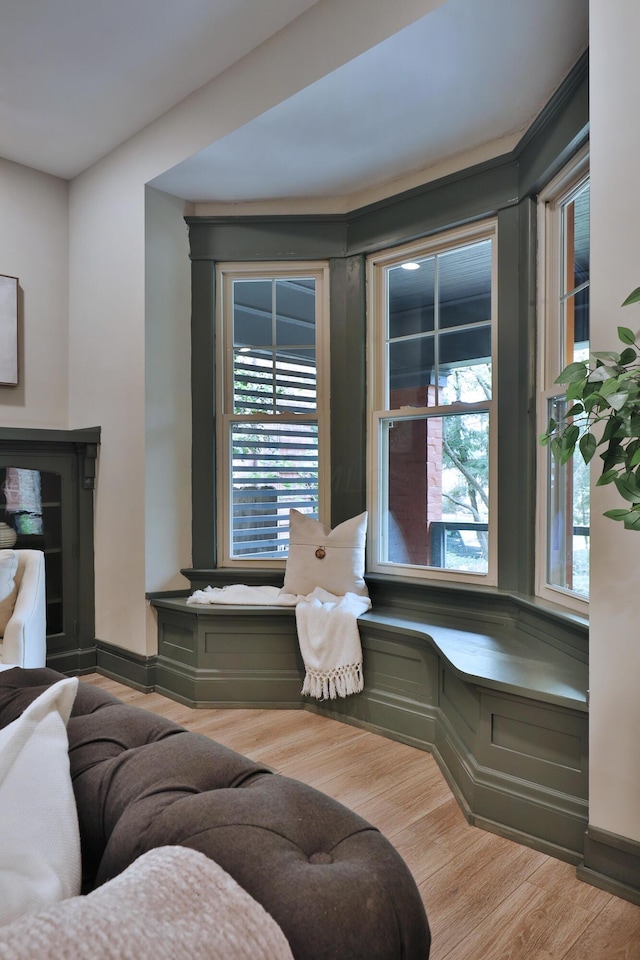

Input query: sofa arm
[2,552,46,668]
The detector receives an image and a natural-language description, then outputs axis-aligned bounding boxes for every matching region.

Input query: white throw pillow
[281,510,368,597]
[0,550,18,636]
[0,677,81,926]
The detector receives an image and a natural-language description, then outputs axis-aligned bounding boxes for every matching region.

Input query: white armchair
[0,550,47,670]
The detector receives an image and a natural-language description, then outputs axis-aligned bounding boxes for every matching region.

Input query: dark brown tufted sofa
[0,668,431,960]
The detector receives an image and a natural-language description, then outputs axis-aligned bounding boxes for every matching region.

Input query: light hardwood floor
[82,674,640,960]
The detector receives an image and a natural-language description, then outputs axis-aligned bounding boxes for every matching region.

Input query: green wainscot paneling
[436,668,588,860]
[154,598,305,708]
[312,626,439,750]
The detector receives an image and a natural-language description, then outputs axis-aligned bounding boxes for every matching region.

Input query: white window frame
[216,261,331,568]
[536,146,590,613]
[366,221,498,585]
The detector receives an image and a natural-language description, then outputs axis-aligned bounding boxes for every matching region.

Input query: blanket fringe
[302,662,364,701]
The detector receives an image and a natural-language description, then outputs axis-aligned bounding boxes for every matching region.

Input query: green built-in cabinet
[0,426,99,673]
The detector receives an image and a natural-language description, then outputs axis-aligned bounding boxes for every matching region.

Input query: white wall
[66,0,440,655]
[589,0,640,843]
[68,165,147,652]
[144,187,192,651]
[0,159,68,427]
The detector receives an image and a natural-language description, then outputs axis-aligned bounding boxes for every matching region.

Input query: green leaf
[587,365,613,383]
[597,468,618,486]
[614,474,640,502]
[599,377,624,398]
[627,438,640,457]
[564,402,584,419]
[602,415,624,442]
[618,325,637,345]
[607,391,630,411]
[603,508,631,521]
[591,350,620,362]
[566,378,587,402]
[582,376,600,393]
[563,424,580,448]
[579,431,597,464]
[623,511,640,531]
[619,347,638,366]
[629,447,640,467]
[555,361,588,385]
[582,392,605,415]
[622,287,640,307]
[601,442,626,470]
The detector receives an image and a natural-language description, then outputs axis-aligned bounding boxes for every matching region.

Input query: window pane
[439,239,492,330]
[233,277,317,350]
[233,280,273,346]
[439,328,492,404]
[567,183,590,293]
[275,278,316,347]
[230,421,318,558]
[380,411,489,574]
[562,181,590,364]
[388,336,434,407]
[388,258,435,339]
[385,236,493,408]
[233,349,316,415]
[546,397,589,598]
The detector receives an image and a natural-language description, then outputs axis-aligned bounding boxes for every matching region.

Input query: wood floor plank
[344,762,453,840]
[79,674,640,960]
[437,880,596,960]
[527,857,613,913]
[419,836,548,957]
[560,895,640,960]
[397,819,496,890]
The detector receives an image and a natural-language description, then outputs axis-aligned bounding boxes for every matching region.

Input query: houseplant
[539,287,640,530]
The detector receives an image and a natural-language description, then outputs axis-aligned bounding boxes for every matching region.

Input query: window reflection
[3,467,43,535]
[0,468,63,635]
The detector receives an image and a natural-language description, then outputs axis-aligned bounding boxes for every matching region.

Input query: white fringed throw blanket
[187,585,371,700]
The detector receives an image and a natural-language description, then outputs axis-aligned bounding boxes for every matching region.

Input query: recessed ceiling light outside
[401,262,421,270]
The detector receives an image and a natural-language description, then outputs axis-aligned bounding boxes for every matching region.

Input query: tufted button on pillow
[309,852,333,865]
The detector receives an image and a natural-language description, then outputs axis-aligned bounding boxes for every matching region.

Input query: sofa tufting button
[309,852,333,865]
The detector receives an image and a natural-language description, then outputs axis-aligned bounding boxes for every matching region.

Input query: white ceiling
[0,0,320,179]
[1,0,588,206]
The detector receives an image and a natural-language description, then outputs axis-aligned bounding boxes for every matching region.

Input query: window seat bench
[359,606,588,712]
[147,589,589,864]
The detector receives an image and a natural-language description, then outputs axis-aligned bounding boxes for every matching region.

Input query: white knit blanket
[187,585,371,700]
[0,846,294,960]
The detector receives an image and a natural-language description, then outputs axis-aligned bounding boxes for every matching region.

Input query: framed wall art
[0,274,18,386]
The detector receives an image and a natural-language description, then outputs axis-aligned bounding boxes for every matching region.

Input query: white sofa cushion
[0,677,81,926]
